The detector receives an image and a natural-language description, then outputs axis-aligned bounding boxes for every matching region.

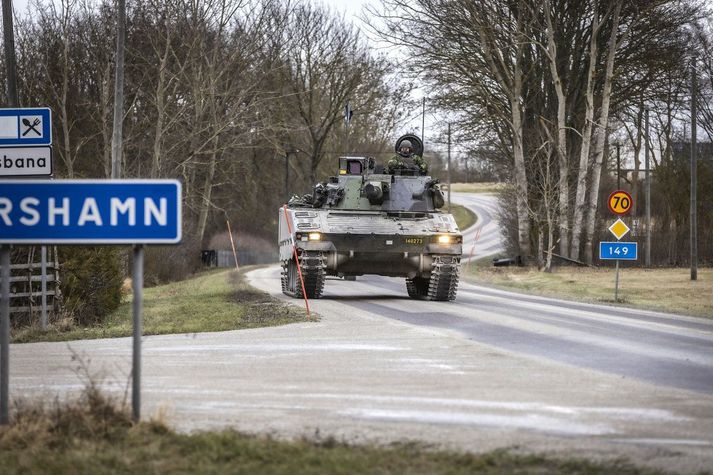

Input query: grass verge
[449,182,506,194]
[464,265,713,318]
[13,269,309,343]
[0,386,655,475]
[449,203,477,230]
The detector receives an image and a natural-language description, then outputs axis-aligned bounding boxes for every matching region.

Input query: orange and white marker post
[468,227,482,268]
[282,205,311,318]
[226,219,240,271]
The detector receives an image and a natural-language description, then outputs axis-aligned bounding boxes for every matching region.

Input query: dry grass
[448,182,507,194]
[0,384,655,474]
[465,265,713,318]
[13,269,310,343]
[449,203,477,230]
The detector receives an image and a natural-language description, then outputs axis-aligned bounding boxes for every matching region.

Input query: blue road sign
[0,180,181,244]
[599,241,638,260]
[0,108,52,146]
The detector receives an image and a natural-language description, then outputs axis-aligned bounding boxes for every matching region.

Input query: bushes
[144,241,202,287]
[59,247,123,326]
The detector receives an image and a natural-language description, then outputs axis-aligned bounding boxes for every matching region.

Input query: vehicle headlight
[308,232,322,241]
[437,234,452,244]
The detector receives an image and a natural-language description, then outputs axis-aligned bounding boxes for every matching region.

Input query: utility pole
[285,150,290,203]
[344,102,352,156]
[1,0,18,426]
[645,108,651,267]
[616,142,621,189]
[2,0,18,108]
[447,123,452,213]
[691,57,698,281]
[111,0,126,179]
[421,97,426,145]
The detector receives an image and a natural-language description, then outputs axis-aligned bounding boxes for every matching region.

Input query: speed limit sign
[608,190,633,215]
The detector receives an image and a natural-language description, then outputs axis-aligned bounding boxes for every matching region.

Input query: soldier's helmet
[398,140,413,157]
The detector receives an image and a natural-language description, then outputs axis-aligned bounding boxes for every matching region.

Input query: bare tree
[582,0,625,264]
[277,2,397,184]
[368,0,534,257]
[543,0,570,258]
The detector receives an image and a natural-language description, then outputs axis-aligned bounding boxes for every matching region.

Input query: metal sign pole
[132,244,144,422]
[2,0,18,429]
[41,246,47,330]
[1,245,10,425]
[614,259,620,302]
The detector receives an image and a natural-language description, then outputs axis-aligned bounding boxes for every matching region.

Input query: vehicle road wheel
[406,276,429,299]
[282,254,326,299]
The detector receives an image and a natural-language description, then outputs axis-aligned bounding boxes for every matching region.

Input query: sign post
[132,244,144,421]
[602,190,636,302]
[0,246,9,425]
[0,179,181,423]
[0,108,54,331]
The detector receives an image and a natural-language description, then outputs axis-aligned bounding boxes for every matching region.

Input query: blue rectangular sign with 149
[0,180,181,244]
[599,241,638,260]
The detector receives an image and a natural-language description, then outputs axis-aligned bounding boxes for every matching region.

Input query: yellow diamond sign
[608,218,630,240]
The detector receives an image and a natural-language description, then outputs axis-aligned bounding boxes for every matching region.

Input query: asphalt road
[8,193,713,473]
[450,191,504,261]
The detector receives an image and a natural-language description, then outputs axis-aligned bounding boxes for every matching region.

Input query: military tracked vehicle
[278,136,462,301]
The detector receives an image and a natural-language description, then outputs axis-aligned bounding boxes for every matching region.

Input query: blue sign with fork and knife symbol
[0,108,52,145]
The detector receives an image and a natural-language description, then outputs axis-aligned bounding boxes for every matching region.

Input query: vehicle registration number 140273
[404,237,423,245]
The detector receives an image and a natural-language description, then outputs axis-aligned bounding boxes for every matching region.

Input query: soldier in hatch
[387,139,428,175]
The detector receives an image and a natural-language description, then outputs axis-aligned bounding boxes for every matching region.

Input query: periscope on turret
[278,135,462,301]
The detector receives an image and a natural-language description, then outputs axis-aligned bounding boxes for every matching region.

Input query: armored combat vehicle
[278,136,462,301]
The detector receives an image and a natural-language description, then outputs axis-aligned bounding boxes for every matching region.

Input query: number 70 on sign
[599,241,638,260]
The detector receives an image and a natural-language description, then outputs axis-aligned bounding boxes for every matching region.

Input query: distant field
[464,265,713,318]
[13,269,309,343]
[449,203,477,230]
[448,182,506,194]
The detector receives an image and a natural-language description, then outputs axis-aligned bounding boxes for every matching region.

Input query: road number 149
[608,245,628,255]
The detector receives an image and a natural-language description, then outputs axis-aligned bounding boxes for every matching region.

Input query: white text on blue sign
[599,241,638,260]
[0,180,182,244]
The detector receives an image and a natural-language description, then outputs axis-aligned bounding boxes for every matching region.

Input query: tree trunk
[545,207,554,272]
[583,1,623,264]
[60,19,72,178]
[111,0,126,179]
[569,10,601,260]
[536,229,544,270]
[196,147,218,245]
[544,0,569,257]
[151,38,170,179]
[101,63,112,178]
[511,98,531,258]
[631,100,643,217]
[511,9,530,259]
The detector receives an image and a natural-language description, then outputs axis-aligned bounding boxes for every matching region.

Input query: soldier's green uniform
[387,154,428,174]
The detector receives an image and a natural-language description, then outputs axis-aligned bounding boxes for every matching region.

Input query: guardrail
[201,249,277,268]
